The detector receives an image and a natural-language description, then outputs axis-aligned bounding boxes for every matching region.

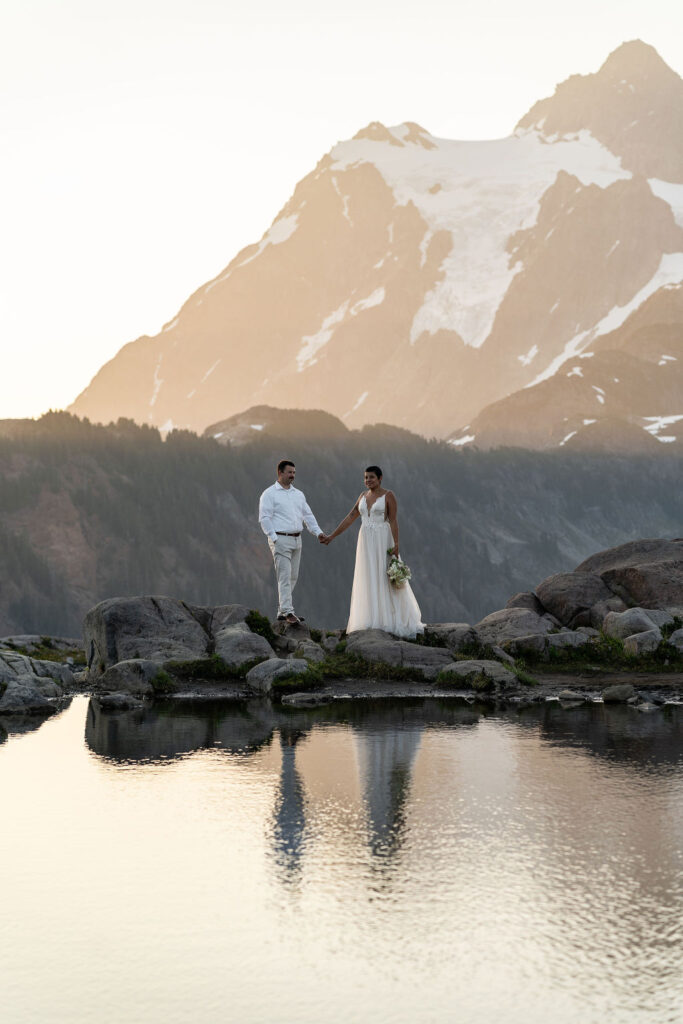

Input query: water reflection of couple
[258,460,424,637]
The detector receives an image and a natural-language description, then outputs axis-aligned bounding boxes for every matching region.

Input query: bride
[322,465,424,637]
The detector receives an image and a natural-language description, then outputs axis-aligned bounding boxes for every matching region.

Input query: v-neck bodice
[360,492,386,528]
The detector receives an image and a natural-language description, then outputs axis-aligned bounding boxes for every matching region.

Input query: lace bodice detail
[360,493,387,530]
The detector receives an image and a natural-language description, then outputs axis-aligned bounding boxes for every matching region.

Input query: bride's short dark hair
[365,465,382,479]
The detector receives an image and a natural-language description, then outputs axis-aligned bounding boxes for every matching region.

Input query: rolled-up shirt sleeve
[301,497,323,537]
[259,489,277,541]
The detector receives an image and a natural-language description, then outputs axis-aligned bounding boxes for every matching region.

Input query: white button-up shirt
[258,482,323,542]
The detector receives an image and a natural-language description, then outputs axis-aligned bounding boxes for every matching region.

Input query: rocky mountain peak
[353,122,405,146]
[517,40,683,179]
[598,39,675,84]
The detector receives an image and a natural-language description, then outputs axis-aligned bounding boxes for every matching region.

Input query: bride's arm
[322,495,362,544]
[385,491,399,556]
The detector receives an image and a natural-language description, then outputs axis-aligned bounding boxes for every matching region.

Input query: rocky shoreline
[3,538,683,718]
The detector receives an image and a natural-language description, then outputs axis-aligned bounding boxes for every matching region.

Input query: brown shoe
[285,613,300,625]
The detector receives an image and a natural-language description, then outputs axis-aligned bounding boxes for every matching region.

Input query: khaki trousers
[268,535,302,616]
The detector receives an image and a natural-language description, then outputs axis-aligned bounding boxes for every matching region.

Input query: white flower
[387,553,412,588]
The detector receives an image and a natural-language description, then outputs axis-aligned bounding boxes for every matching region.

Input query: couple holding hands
[258,459,423,638]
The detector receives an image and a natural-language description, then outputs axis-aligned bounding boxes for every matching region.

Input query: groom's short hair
[277,459,295,474]
[365,465,383,478]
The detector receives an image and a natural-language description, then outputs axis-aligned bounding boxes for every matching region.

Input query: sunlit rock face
[70,41,683,440]
[447,285,683,450]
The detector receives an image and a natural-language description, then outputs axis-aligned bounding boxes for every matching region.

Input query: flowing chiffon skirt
[346,496,423,638]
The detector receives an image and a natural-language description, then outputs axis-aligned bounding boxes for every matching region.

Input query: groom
[258,460,327,625]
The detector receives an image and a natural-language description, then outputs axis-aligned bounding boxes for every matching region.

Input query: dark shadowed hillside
[1,411,683,635]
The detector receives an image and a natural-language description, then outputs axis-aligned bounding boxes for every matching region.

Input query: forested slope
[1,412,681,635]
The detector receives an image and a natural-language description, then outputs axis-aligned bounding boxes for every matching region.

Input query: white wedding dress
[346,493,424,638]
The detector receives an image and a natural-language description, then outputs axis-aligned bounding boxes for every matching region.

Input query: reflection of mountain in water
[354,725,423,857]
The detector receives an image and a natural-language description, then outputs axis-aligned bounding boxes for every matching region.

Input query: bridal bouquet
[387,551,412,589]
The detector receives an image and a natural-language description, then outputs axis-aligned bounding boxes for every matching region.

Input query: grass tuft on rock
[245,609,277,646]
[515,631,683,674]
[511,664,540,686]
[2,638,86,665]
[163,653,269,682]
[661,616,683,640]
[150,669,177,694]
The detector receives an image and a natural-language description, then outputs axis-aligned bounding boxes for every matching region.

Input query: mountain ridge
[69,41,683,444]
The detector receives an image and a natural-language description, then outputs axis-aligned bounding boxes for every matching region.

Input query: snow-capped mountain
[70,40,683,439]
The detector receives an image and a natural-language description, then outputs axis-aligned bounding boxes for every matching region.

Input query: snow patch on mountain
[649,180,683,227]
[343,391,369,419]
[332,126,630,349]
[331,177,352,225]
[297,288,386,372]
[200,359,221,383]
[149,355,163,410]
[529,251,683,386]
[518,344,539,366]
[642,415,683,442]
[204,214,299,295]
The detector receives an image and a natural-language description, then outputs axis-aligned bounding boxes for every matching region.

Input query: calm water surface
[1,696,682,1024]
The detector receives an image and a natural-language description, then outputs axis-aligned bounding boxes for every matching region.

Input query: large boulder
[93,659,163,697]
[0,650,73,687]
[346,629,402,666]
[602,683,636,703]
[547,631,595,652]
[623,629,662,656]
[0,651,73,714]
[210,604,251,629]
[84,596,210,675]
[576,539,683,608]
[345,629,454,679]
[213,622,274,668]
[0,635,82,655]
[424,623,479,652]
[505,592,545,614]
[295,640,327,663]
[589,597,630,629]
[504,630,595,660]
[475,608,555,646]
[666,627,683,652]
[503,633,550,658]
[438,659,517,689]
[245,658,309,695]
[0,678,56,713]
[535,571,617,628]
[602,608,661,640]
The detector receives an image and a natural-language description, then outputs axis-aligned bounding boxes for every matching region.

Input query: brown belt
[276,531,301,537]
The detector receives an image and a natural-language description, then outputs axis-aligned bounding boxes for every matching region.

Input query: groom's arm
[301,496,323,537]
[258,489,278,542]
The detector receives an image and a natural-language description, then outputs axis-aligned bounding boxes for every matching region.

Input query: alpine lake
[1,693,682,1024]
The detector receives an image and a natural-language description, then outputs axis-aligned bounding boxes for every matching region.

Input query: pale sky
[1,0,681,419]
